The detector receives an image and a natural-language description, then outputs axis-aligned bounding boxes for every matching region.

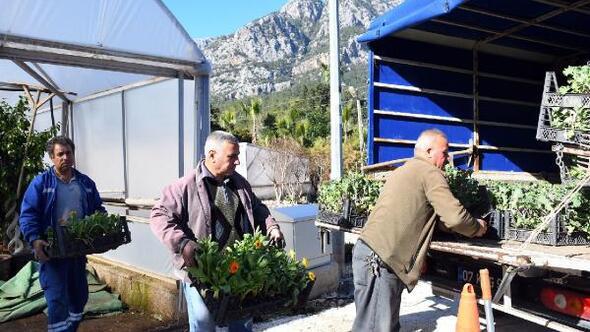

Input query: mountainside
[195,0,399,100]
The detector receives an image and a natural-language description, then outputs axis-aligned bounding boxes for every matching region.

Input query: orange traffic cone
[456,283,480,332]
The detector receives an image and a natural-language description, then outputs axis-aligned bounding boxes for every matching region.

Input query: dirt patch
[2,311,187,332]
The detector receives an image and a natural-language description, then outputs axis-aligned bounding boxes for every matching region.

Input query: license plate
[457,266,502,293]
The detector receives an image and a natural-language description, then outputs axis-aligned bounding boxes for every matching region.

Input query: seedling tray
[47,216,131,258]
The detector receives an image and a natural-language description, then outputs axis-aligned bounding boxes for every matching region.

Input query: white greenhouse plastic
[1,0,212,279]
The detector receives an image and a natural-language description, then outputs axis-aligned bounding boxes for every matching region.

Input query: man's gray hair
[415,128,447,151]
[204,130,239,153]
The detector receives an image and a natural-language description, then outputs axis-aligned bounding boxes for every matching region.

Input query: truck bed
[430,239,590,274]
[315,221,590,273]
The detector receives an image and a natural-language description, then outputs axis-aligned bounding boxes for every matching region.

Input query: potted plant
[186,230,315,325]
[317,172,382,228]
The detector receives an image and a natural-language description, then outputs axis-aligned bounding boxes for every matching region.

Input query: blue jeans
[183,282,253,332]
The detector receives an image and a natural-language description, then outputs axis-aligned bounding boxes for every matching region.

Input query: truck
[354,0,590,330]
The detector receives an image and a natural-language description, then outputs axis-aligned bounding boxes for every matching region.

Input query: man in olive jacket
[352,129,487,332]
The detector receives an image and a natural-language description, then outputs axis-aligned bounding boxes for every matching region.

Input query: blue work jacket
[19,167,106,246]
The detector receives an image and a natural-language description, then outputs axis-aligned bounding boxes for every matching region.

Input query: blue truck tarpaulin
[357,0,466,43]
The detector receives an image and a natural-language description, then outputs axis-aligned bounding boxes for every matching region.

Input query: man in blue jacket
[19,136,105,332]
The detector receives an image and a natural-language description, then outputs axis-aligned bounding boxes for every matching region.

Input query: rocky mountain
[195,0,399,100]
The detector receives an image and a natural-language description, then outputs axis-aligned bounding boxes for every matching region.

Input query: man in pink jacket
[150,130,284,332]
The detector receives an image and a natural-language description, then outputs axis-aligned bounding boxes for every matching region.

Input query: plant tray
[536,74,590,146]
[490,210,590,246]
[347,215,368,228]
[317,210,345,226]
[47,216,131,258]
[317,210,368,229]
[191,279,314,326]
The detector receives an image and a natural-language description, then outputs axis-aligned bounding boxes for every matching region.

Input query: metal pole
[178,76,184,177]
[329,0,345,279]
[194,74,210,163]
[357,98,363,155]
[329,0,342,180]
[472,47,480,171]
[480,269,495,332]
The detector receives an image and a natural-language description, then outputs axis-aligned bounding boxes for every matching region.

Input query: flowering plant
[186,229,314,305]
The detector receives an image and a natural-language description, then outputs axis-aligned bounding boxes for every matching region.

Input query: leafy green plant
[485,181,590,235]
[317,172,382,215]
[1,97,57,242]
[48,212,122,247]
[559,65,590,94]
[444,165,487,213]
[550,65,590,137]
[550,105,590,138]
[186,229,313,305]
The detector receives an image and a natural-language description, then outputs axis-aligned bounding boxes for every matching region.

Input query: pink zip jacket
[150,161,278,279]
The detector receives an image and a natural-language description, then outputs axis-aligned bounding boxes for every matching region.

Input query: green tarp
[0,261,123,322]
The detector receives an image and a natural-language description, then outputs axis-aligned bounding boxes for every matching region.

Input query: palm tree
[219,110,237,133]
[320,62,329,83]
[241,98,261,144]
[342,101,353,142]
[295,118,310,145]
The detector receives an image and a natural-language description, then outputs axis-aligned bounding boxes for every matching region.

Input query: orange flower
[229,260,240,275]
[308,271,316,281]
[254,240,263,249]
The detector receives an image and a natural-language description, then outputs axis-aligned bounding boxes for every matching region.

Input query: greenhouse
[1,0,211,318]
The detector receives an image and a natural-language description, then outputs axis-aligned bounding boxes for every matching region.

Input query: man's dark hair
[46,136,75,157]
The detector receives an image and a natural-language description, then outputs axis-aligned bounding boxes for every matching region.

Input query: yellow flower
[308,271,316,281]
[254,240,263,249]
[289,249,296,260]
[229,260,240,275]
[301,257,309,269]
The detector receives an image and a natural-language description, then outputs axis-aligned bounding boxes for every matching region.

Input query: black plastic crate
[485,210,507,241]
[536,72,590,146]
[347,215,368,228]
[191,279,314,326]
[317,210,345,226]
[317,199,370,229]
[47,216,131,258]
[342,199,368,228]
[492,210,590,246]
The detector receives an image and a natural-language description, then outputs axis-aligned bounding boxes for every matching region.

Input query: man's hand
[268,227,284,247]
[33,239,50,262]
[182,240,198,267]
[474,218,488,237]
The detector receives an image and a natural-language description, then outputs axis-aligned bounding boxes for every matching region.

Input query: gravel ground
[252,281,553,332]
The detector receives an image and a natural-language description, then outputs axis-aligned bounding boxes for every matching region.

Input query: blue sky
[163,0,290,39]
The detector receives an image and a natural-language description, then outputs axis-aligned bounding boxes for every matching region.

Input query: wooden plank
[430,240,590,273]
[315,221,362,235]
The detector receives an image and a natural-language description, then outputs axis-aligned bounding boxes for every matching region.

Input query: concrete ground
[252,281,553,332]
[2,281,558,332]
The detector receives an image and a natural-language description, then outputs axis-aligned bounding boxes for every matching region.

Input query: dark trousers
[40,257,88,332]
[352,240,405,332]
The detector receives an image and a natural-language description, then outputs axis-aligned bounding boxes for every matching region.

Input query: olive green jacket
[359,153,481,291]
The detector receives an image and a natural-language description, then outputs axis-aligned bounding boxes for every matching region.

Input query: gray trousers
[352,240,405,332]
